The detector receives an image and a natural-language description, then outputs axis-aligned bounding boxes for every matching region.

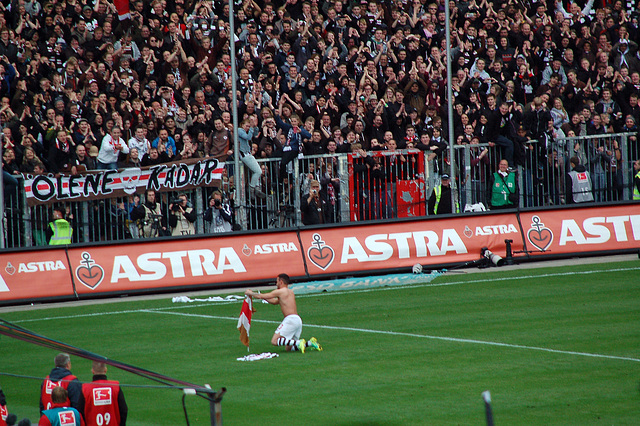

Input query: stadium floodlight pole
[445,0,456,214]
[229,0,247,230]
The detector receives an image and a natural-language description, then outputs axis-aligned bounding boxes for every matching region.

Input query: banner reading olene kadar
[66,232,306,295]
[299,213,524,275]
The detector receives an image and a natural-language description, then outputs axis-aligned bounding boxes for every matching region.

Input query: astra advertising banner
[298,213,520,274]
[65,233,307,295]
[0,204,638,305]
[519,206,640,255]
[0,250,75,302]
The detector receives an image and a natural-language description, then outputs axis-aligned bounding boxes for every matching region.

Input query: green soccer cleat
[309,337,323,351]
[298,339,306,354]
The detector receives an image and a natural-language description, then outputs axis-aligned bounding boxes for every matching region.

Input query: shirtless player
[245,273,322,353]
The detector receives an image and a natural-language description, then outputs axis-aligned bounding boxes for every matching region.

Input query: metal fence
[2,133,637,249]
[452,133,634,210]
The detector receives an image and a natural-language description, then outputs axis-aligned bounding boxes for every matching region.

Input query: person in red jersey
[78,362,127,426]
[40,354,81,415]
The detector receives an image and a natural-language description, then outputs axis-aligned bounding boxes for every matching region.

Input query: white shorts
[275,314,302,339]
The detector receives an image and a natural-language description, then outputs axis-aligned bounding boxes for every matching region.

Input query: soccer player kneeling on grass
[245,274,322,353]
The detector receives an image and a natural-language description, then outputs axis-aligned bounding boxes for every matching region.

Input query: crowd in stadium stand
[1,0,639,202]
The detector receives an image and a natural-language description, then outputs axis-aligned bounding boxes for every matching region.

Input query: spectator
[128,125,151,158]
[71,144,96,172]
[151,128,177,159]
[237,117,265,198]
[120,147,142,168]
[97,127,129,170]
[274,110,311,179]
[47,129,75,175]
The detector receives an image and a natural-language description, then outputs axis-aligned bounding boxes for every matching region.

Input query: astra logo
[18,261,66,273]
[110,248,246,282]
[559,215,640,245]
[341,229,468,263]
[253,243,299,254]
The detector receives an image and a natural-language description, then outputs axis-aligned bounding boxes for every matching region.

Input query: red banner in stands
[0,204,638,305]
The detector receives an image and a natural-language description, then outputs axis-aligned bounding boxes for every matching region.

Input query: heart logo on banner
[527,216,554,252]
[528,228,553,251]
[308,245,335,270]
[75,252,105,290]
[463,226,473,239]
[307,233,335,270]
[5,262,16,275]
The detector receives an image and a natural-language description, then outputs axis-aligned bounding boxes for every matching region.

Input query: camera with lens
[279,204,295,214]
[311,189,318,195]
[170,199,183,212]
[214,199,221,207]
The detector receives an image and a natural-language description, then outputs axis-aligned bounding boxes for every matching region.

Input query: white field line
[6,266,640,363]
[142,309,640,364]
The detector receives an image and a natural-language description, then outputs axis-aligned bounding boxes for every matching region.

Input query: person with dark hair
[78,362,128,426]
[245,273,322,353]
[39,387,84,426]
[40,353,81,415]
[565,156,594,204]
[45,207,73,245]
[131,189,167,238]
[428,174,459,215]
[168,193,197,236]
[97,126,129,170]
[204,190,233,233]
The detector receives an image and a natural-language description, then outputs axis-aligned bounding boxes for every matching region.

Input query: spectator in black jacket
[300,179,329,225]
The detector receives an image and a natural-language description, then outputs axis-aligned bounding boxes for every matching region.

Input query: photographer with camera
[131,189,168,238]
[300,180,328,225]
[169,193,197,236]
[204,190,233,233]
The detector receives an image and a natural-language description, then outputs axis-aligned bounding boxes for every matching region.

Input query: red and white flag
[237,296,255,350]
[114,0,130,21]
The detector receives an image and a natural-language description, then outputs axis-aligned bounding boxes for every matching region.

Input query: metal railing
[3,133,637,249]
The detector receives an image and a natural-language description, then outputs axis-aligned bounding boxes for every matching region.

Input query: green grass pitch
[1,260,639,425]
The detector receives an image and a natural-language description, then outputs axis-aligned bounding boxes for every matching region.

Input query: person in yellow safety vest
[634,160,640,200]
[428,174,459,215]
[46,206,73,245]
